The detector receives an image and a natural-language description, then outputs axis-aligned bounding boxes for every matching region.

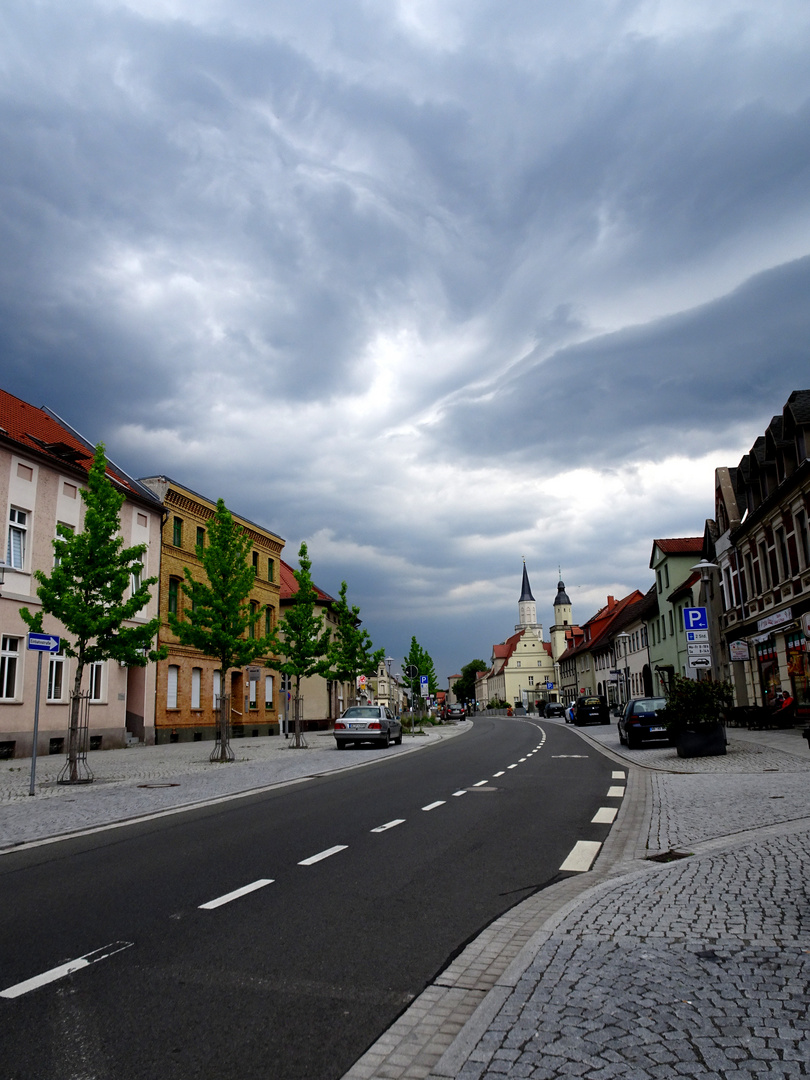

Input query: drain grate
[137,782,181,789]
[646,849,692,863]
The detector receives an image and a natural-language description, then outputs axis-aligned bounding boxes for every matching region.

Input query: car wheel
[394,732,402,745]
[379,732,390,749]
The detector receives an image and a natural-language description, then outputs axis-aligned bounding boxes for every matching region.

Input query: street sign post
[27,633,61,797]
[419,675,429,698]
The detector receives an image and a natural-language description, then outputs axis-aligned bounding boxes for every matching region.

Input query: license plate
[650,726,665,732]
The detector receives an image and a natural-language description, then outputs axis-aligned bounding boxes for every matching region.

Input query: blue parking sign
[683,607,708,631]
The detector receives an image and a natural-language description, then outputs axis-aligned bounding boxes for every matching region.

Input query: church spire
[519,559,535,603]
[516,560,540,634]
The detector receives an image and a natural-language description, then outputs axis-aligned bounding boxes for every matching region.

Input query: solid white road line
[1,941,134,1000]
[612,770,626,779]
[592,807,618,824]
[493,771,505,777]
[607,785,626,798]
[199,879,274,910]
[473,780,489,787]
[560,840,602,872]
[421,801,446,812]
[371,819,405,833]
[298,845,348,866]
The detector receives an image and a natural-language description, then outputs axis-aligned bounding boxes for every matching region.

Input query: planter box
[674,722,727,758]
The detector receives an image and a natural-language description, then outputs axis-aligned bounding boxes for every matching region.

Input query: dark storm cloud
[432,255,810,469]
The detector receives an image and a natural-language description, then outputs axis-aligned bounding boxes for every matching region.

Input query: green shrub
[660,674,733,732]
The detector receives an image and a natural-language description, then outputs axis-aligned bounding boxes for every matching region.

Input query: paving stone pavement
[342,723,810,1080]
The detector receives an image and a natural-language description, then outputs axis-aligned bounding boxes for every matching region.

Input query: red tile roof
[0,387,141,496]
[279,558,336,604]
[652,537,703,555]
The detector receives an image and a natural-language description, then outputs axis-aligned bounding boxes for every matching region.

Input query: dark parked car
[334,705,402,750]
[446,703,466,720]
[617,696,669,748]
[544,701,566,718]
[574,695,610,726]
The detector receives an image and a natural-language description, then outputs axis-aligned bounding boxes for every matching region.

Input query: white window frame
[1,636,21,700]
[7,508,28,570]
[47,649,67,702]
[167,665,179,709]
[265,675,273,707]
[88,661,105,702]
[191,667,201,709]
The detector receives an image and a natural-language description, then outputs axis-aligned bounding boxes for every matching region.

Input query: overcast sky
[3,0,809,684]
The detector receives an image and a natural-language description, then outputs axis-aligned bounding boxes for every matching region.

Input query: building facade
[139,477,284,744]
[1,388,163,757]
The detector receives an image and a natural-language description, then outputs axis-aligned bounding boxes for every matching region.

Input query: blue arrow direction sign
[27,632,61,653]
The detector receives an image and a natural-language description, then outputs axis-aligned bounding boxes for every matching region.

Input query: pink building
[0,389,164,758]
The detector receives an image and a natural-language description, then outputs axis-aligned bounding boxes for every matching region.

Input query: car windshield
[633,699,666,714]
[343,707,380,718]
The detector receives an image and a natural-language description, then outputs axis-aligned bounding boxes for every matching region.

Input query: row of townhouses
[474,390,810,722]
[0,387,355,759]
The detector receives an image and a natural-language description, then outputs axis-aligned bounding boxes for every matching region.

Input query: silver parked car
[334,705,403,750]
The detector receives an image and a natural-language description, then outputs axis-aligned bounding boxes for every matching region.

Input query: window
[656,569,662,593]
[131,563,143,595]
[54,522,74,566]
[248,677,257,709]
[1,637,20,699]
[265,675,274,707]
[88,662,104,702]
[213,669,222,708]
[265,605,273,636]
[776,527,790,582]
[664,564,669,588]
[168,577,180,616]
[172,516,183,547]
[196,526,205,550]
[47,646,66,702]
[191,667,201,709]
[268,558,275,582]
[248,601,258,639]
[669,610,674,636]
[528,676,534,686]
[759,542,770,590]
[252,551,259,576]
[7,508,27,569]
[167,665,179,709]
[796,511,810,569]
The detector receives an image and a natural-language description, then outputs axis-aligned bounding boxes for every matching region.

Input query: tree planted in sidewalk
[402,637,438,708]
[21,444,165,782]
[452,659,488,705]
[266,541,333,747]
[169,498,272,762]
[329,581,386,705]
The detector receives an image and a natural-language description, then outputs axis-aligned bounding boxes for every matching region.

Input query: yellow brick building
[140,477,284,744]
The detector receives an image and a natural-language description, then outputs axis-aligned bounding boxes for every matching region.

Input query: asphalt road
[0,716,620,1080]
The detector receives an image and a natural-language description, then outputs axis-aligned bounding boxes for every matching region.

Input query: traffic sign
[683,607,708,631]
[27,633,60,653]
[686,630,709,643]
[687,643,711,656]
[404,665,418,679]
[691,656,711,668]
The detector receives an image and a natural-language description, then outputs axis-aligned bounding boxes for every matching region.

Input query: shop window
[787,632,810,708]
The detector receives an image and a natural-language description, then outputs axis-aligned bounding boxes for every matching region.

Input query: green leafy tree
[402,637,438,707]
[266,542,333,747]
[168,498,272,762]
[452,659,488,704]
[329,581,385,704]
[21,444,165,782]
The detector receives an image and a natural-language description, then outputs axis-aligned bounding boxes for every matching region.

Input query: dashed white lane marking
[507,764,519,770]
[519,757,527,762]
[612,771,626,779]
[560,840,602,872]
[493,771,505,777]
[422,801,446,812]
[452,790,467,797]
[371,819,406,833]
[473,780,489,787]
[592,807,618,824]
[551,755,589,759]
[299,845,348,865]
[607,786,626,798]
[1,941,134,999]
[200,879,274,910]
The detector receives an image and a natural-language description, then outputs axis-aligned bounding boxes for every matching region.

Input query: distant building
[1,388,163,757]
[646,537,704,695]
[485,564,555,709]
